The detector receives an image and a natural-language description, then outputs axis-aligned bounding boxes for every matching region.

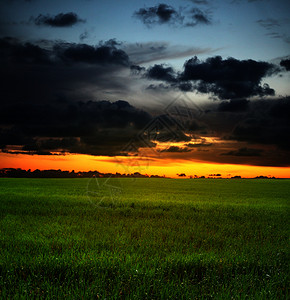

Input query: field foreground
[0,178,289,299]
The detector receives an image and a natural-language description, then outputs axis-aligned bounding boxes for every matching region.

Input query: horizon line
[1,168,289,179]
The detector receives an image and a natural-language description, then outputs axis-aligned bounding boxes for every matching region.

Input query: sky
[0,0,290,178]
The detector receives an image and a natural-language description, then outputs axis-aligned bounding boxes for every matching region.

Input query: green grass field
[0,178,289,299]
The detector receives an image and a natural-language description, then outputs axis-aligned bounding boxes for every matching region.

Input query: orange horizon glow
[0,152,289,178]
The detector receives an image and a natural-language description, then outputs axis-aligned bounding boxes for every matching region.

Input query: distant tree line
[0,168,166,178]
[0,169,278,179]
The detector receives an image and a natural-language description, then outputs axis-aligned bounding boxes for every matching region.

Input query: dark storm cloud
[280,59,290,71]
[157,96,290,167]
[221,147,263,157]
[145,64,177,83]
[180,56,277,99]
[140,114,192,145]
[23,138,79,152]
[0,37,152,157]
[229,97,290,150]
[130,64,146,75]
[1,37,290,166]
[160,146,191,152]
[0,36,51,64]
[133,3,211,27]
[32,12,85,27]
[145,63,177,82]
[146,83,171,90]
[0,100,153,156]
[54,42,129,66]
[0,37,131,106]
[185,141,212,147]
[0,127,33,147]
[0,37,129,66]
[218,99,250,112]
[145,56,277,99]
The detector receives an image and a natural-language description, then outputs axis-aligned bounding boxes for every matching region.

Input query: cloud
[79,30,89,42]
[145,56,277,99]
[221,147,263,156]
[0,38,199,156]
[218,99,250,112]
[180,56,277,99]
[123,41,216,64]
[0,37,51,64]
[0,37,133,106]
[140,114,193,145]
[130,64,146,75]
[257,18,290,44]
[32,12,85,27]
[257,18,281,30]
[145,64,177,83]
[54,41,129,66]
[133,4,181,26]
[146,83,172,90]
[0,37,129,66]
[232,0,268,3]
[0,100,153,156]
[230,97,290,149]
[160,146,191,152]
[150,96,290,167]
[185,8,211,27]
[133,3,211,28]
[185,141,212,147]
[1,37,290,166]
[188,0,210,5]
[280,59,290,71]
[265,33,290,44]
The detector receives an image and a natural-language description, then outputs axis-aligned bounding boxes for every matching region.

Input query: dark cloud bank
[0,37,290,166]
[280,59,290,71]
[145,56,278,99]
[0,37,144,156]
[0,100,152,156]
[0,37,130,104]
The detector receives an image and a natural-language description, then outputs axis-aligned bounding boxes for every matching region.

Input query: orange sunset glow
[1,152,289,178]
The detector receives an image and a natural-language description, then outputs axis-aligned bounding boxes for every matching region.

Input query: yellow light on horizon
[0,152,289,178]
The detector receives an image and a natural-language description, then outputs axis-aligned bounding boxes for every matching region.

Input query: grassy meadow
[0,178,289,299]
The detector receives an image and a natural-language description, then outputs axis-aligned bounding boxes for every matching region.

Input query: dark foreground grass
[0,178,289,299]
